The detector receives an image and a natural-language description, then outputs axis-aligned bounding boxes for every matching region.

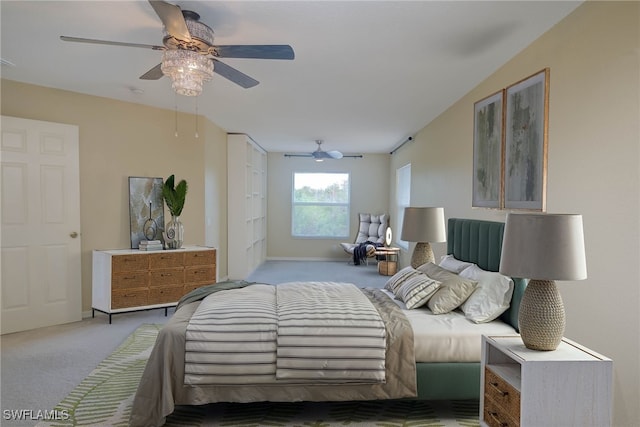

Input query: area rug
[38,323,480,427]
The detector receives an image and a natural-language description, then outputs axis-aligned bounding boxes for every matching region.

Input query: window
[396,164,411,249]
[292,172,350,238]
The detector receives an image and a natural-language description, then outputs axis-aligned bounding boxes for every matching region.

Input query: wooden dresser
[92,246,216,323]
[481,335,612,427]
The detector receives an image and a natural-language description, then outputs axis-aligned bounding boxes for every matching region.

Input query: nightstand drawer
[484,394,520,427]
[485,367,520,421]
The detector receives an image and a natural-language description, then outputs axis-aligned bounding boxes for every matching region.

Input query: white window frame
[291,172,350,239]
[395,163,411,249]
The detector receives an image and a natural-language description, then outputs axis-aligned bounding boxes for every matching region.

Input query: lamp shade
[400,207,446,243]
[499,213,587,281]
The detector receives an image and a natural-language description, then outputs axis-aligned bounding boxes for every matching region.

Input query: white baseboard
[266,256,349,262]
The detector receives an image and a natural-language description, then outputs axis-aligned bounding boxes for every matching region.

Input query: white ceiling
[0,1,581,154]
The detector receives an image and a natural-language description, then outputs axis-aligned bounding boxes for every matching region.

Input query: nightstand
[481,335,612,427]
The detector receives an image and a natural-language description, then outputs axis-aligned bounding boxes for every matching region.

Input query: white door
[1,116,81,334]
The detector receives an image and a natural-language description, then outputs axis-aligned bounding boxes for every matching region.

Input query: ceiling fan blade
[326,150,343,159]
[148,0,191,41]
[212,59,259,89]
[140,63,164,80]
[60,36,165,50]
[284,153,314,158]
[214,45,295,60]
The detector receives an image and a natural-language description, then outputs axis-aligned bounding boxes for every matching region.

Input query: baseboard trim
[266,257,349,262]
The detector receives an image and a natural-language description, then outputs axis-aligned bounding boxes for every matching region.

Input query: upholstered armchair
[340,213,389,265]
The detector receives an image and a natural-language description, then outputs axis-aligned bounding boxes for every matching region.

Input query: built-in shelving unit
[228,134,267,279]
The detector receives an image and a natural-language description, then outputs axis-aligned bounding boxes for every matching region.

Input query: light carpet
[38,323,480,427]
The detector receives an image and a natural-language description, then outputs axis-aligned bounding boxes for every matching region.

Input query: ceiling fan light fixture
[161,49,213,96]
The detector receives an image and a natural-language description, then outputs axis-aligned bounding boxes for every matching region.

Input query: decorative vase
[163,215,184,249]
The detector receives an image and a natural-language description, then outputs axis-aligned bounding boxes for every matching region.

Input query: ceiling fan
[60,0,294,94]
[284,140,363,161]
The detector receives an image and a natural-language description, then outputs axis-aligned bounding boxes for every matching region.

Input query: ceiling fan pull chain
[174,94,179,138]
[195,96,199,139]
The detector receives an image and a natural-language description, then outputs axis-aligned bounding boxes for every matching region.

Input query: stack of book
[139,240,163,251]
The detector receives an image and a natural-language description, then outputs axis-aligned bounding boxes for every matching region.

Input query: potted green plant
[162,174,188,249]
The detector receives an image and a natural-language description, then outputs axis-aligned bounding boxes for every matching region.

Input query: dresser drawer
[112,271,149,290]
[112,254,148,273]
[185,265,215,284]
[149,285,184,305]
[112,288,149,309]
[149,252,184,269]
[484,394,520,427]
[184,249,216,267]
[485,367,521,421]
[150,268,184,287]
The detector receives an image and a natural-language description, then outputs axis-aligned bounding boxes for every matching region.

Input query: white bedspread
[381,290,517,362]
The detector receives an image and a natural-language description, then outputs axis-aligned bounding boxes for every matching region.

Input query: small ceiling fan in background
[60,0,294,94]
[284,140,363,161]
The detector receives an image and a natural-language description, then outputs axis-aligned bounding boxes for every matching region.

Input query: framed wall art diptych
[128,177,164,249]
[473,90,504,209]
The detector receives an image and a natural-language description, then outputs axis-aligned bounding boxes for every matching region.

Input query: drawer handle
[489,381,509,397]
[160,273,172,277]
[488,411,509,427]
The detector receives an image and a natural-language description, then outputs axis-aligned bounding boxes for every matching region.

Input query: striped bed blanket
[184,282,386,385]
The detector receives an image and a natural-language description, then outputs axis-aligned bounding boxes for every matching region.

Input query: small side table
[374,247,400,276]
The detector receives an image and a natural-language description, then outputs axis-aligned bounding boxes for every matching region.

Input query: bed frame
[414,218,527,400]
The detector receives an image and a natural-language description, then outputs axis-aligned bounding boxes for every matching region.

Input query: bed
[130,218,527,427]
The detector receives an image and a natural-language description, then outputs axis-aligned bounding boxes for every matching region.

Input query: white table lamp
[400,207,446,268]
[500,213,587,351]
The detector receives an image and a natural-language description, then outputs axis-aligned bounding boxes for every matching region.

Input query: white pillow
[439,254,474,274]
[460,264,514,323]
[397,274,441,309]
[384,266,421,296]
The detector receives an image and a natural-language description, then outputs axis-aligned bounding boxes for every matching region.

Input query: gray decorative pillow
[418,262,478,314]
[398,274,441,309]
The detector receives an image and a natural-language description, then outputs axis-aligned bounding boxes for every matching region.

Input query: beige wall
[267,153,390,260]
[1,80,229,310]
[389,2,639,425]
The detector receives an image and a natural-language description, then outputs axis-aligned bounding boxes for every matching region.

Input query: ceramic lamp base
[410,242,434,269]
[518,279,566,351]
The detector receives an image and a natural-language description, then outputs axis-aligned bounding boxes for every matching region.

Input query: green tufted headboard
[446,218,527,330]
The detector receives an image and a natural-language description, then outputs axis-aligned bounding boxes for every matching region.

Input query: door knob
[70,232,78,238]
